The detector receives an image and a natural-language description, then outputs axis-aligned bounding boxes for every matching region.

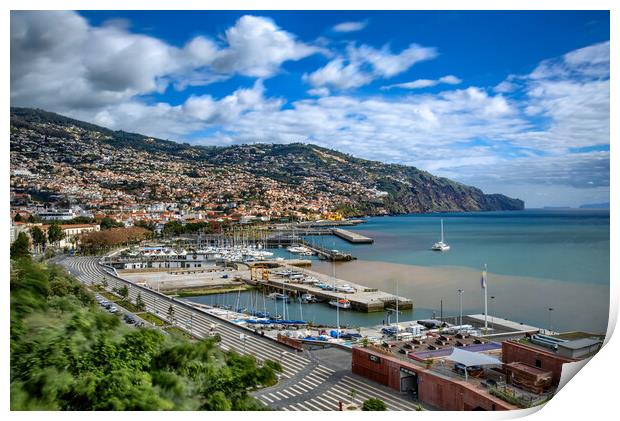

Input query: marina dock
[331,228,374,244]
[244,265,412,313]
[298,239,356,261]
[248,259,312,267]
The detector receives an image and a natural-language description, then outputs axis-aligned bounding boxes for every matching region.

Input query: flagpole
[484,263,488,330]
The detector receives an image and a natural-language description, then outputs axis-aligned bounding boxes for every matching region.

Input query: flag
[481,267,487,289]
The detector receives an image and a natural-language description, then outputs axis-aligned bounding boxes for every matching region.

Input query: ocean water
[189,209,610,332]
[309,209,610,284]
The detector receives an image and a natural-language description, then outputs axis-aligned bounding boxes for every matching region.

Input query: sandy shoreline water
[310,259,609,333]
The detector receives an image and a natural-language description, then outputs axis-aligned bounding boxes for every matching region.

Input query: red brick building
[501,340,576,385]
[351,346,516,411]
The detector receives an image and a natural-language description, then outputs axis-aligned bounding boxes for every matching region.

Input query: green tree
[167,304,176,324]
[134,220,156,232]
[13,213,22,222]
[119,285,129,300]
[163,220,184,236]
[10,232,30,259]
[30,226,47,253]
[99,217,124,230]
[10,258,281,410]
[27,214,37,223]
[362,398,387,411]
[47,222,64,247]
[135,293,146,311]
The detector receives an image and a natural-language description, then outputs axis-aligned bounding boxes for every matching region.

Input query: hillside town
[10,112,389,234]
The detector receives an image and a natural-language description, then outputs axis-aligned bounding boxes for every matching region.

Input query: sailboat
[432,218,451,251]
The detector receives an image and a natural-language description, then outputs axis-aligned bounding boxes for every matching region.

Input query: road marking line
[299,376,321,386]
[315,365,334,375]
[301,400,325,411]
[295,402,311,411]
[274,391,289,400]
[337,378,413,411]
[313,395,337,410]
[289,385,308,395]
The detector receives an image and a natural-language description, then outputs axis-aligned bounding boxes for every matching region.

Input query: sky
[10,10,610,208]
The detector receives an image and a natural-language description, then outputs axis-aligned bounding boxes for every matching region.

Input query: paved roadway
[60,256,423,411]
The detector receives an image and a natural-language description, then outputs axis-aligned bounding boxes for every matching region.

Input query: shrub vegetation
[10,252,282,410]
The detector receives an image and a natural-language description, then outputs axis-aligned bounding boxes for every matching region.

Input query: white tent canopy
[444,347,502,367]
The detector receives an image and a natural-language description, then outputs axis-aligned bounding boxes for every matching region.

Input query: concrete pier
[332,228,374,244]
[247,259,312,267]
[244,265,412,313]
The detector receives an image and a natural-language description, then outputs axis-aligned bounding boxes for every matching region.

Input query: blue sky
[11,11,610,207]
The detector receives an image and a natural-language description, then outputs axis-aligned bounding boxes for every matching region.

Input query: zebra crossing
[61,256,423,411]
[254,364,335,408]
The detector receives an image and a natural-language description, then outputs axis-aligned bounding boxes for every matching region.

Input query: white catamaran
[431,218,451,251]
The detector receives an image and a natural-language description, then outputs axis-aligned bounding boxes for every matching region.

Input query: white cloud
[382,74,461,90]
[304,42,438,90]
[502,41,610,152]
[209,15,320,78]
[307,87,331,97]
[332,21,368,33]
[303,58,373,90]
[494,80,516,94]
[10,11,319,111]
[353,43,437,78]
[76,80,282,139]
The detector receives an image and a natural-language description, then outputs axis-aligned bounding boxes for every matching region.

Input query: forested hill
[10,107,524,215]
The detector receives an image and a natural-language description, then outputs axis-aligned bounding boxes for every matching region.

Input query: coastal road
[60,256,423,411]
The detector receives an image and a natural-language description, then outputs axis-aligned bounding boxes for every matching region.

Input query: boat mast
[396,279,399,338]
[484,263,488,331]
[333,250,339,339]
[282,282,287,320]
[441,219,444,243]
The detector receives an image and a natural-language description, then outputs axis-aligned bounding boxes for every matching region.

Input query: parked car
[108,306,118,313]
[123,314,136,324]
[382,327,398,335]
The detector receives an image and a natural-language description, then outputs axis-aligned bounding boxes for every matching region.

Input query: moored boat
[268,292,290,302]
[431,218,451,251]
[329,298,351,309]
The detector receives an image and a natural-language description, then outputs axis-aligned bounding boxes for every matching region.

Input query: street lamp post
[490,296,496,330]
[548,307,554,334]
[457,289,464,327]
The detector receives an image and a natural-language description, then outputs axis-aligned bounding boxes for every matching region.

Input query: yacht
[300,293,317,303]
[431,219,451,251]
[336,284,356,293]
[329,298,351,309]
[287,245,312,254]
[268,292,290,302]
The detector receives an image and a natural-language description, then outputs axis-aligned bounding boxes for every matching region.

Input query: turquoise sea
[190,210,610,333]
[325,209,610,285]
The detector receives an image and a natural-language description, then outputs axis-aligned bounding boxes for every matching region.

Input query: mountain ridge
[10,107,524,216]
